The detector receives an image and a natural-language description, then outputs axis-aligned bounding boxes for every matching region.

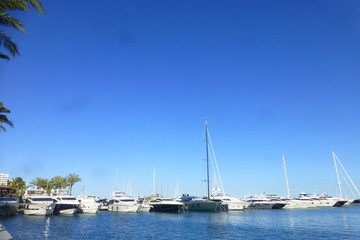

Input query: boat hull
[186,200,218,212]
[247,202,275,209]
[23,203,55,215]
[149,204,183,213]
[0,203,18,216]
[0,224,13,240]
[77,206,99,214]
[108,204,140,213]
[54,204,78,215]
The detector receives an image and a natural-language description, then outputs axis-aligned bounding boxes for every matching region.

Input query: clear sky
[1,0,360,199]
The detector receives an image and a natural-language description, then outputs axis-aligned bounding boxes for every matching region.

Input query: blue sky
[1,0,360,199]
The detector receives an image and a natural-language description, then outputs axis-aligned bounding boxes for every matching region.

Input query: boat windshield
[32,198,54,201]
[62,197,77,200]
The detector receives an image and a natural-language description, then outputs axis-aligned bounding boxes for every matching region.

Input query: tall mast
[205,118,210,199]
[332,151,343,198]
[282,154,290,198]
[153,166,156,196]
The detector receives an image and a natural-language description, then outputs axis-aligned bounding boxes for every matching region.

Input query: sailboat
[282,154,345,209]
[180,119,227,212]
[332,152,360,205]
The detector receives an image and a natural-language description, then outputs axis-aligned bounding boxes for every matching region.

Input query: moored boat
[51,189,79,215]
[108,191,140,213]
[0,224,13,240]
[23,188,55,215]
[0,187,19,216]
[77,195,100,214]
[148,197,184,213]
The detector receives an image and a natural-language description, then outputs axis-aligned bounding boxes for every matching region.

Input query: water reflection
[43,216,51,239]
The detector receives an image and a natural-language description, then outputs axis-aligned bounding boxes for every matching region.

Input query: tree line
[4,173,81,196]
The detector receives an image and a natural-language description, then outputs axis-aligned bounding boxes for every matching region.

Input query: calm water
[1,206,360,240]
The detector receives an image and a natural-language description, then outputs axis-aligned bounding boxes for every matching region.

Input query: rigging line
[332,151,343,198]
[339,167,356,198]
[207,127,225,195]
[282,154,291,198]
[209,152,218,190]
[334,153,360,196]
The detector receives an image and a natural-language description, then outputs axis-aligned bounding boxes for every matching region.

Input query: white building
[0,173,9,186]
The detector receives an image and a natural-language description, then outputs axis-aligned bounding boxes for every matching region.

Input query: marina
[1,206,360,240]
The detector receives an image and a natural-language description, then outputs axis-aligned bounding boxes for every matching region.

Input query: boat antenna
[205,118,210,200]
[282,154,291,198]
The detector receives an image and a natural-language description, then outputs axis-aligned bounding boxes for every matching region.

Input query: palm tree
[30,177,49,190]
[0,0,45,59]
[8,177,26,195]
[66,173,81,194]
[50,176,67,190]
[0,102,13,131]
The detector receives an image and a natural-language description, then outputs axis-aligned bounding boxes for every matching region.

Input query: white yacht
[283,192,339,209]
[0,187,19,216]
[108,191,140,213]
[137,197,151,212]
[243,194,283,209]
[317,193,347,207]
[51,189,79,215]
[178,195,219,212]
[211,189,250,211]
[23,188,55,215]
[77,196,100,214]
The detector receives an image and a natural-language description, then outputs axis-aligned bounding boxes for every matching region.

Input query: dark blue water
[1,206,360,240]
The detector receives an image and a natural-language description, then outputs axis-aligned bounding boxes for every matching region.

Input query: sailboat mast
[332,151,343,198]
[153,166,156,196]
[282,154,290,198]
[205,118,210,200]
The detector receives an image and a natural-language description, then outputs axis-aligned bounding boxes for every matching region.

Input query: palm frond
[0,31,19,56]
[0,103,11,113]
[0,0,28,11]
[0,12,25,32]
[0,124,6,131]
[27,0,45,14]
[0,114,14,127]
[0,51,9,59]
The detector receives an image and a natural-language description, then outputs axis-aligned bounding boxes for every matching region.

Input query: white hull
[78,206,99,214]
[227,201,249,211]
[58,208,78,215]
[108,203,140,213]
[23,203,55,216]
[212,196,249,211]
[138,204,151,212]
[284,199,340,209]
[0,224,13,240]
[77,196,100,214]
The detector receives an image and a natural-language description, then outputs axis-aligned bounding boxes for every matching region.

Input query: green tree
[8,176,26,195]
[0,102,13,131]
[30,177,49,190]
[50,176,67,190]
[66,173,81,194]
[0,0,45,59]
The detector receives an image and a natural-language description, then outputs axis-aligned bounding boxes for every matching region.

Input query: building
[0,173,9,186]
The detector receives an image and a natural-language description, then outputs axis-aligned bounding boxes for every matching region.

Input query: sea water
[1,206,360,240]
